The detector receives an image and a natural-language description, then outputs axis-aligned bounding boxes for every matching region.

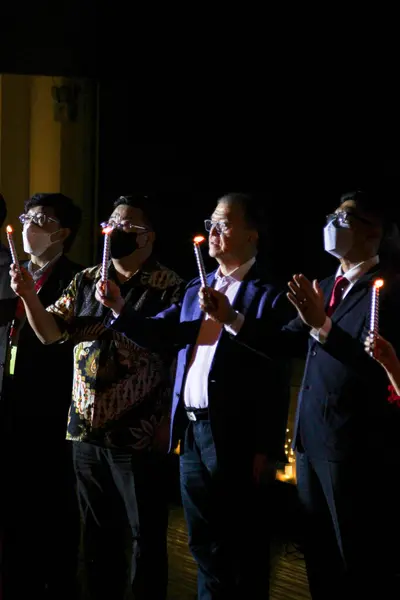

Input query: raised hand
[198,287,237,324]
[365,333,399,371]
[95,279,125,315]
[9,264,35,298]
[287,274,326,329]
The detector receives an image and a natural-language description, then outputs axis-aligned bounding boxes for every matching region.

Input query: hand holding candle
[193,235,207,288]
[6,225,20,272]
[368,278,384,355]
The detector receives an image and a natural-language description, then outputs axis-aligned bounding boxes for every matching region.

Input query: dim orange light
[374,278,384,289]
[102,226,113,235]
[193,235,205,244]
[6,225,13,234]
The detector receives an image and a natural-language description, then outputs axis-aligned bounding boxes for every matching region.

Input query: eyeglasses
[204,219,230,235]
[326,211,374,228]
[19,213,60,228]
[101,219,148,232]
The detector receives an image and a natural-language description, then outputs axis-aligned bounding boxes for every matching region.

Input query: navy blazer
[111,262,294,462]
[236,265,400,461]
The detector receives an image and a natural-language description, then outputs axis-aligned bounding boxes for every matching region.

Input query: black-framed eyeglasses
[204,219,230,235]
[326,210,374,228]
[100,219,148,232]
[19,213,60,228]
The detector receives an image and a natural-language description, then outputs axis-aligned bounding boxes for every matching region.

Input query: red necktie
[326,275,350,317]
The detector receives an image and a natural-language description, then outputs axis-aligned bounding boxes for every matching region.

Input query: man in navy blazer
[232,191,400,599]
[97,193,293,600]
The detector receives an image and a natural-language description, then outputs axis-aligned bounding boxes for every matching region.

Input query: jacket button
[303,385,311,391]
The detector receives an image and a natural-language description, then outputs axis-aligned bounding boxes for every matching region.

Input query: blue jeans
[180,421,270,600]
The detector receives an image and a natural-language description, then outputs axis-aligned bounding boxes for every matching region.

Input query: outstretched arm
[9,265,62,344]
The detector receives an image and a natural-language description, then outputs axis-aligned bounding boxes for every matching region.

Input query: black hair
[340,189,400,271]
[339,190,393,232]
[113,194,154,230]
[218,193,267,233]
[25,193,82,253]
[0,193,6,228]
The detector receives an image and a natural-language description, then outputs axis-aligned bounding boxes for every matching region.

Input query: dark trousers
[73,442,139,600]
[73,441,170,600]
[132,452,170,600]
[180,421,270,600]
[296,450,400,600]
[1,438,80,600]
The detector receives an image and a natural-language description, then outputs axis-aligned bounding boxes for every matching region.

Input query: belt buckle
[186,411,196,422]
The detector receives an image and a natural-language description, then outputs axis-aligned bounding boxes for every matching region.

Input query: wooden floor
[167,505,311,600]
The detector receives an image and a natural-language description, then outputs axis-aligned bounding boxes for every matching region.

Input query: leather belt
[185,408,210,422]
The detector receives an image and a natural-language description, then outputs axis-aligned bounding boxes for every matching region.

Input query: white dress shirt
[184,257,255,409]
[310,255,379,343]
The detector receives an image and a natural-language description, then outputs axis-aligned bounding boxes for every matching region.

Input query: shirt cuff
[310,316,332,344]
[224,311,244,335]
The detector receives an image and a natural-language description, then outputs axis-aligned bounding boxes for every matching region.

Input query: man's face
[24,205,64,239]
[207,200,257,261]
[108,205,154,253]
[332,199,382,258]
[109,205,147,233]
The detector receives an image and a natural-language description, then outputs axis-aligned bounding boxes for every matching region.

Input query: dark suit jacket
[236,264,400,462]
[110,262,294,464]
[0,243,12,398]
[0,254,82,442]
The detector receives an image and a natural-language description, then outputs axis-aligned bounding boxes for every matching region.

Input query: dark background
[1,10,399,283]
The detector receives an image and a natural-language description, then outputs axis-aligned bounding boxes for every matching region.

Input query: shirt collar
[336,255,379,284]
[28,251,63,282]
[215,256,256,284]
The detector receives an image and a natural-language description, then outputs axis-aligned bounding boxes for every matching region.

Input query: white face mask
[323,222,354,258]
[22,224,59,257]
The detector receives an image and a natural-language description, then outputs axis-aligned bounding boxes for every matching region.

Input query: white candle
[101,225,113,286]
[369,278,384,354]
[6,225,20,271]
[193,235,207,288]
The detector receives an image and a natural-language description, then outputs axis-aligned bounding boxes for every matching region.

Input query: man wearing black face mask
[0,192,83,600]
[226,190,400,599]
[10,194,185,600]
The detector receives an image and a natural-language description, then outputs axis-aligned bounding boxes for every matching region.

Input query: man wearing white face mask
[1,192,83,600]
[231,190,400,599]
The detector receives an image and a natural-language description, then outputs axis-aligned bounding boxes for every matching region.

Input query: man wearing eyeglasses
[10,194,184,600]
[234,190,400,598]
[91,193,293,600]
[1,193,83,599]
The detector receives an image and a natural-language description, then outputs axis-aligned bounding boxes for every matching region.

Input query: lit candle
[101,225,113,289]
[369,278,384,354]
[193,235,207,288]
[6,225,20,271]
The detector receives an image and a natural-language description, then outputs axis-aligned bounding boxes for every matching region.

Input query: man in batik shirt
[10,194,185,600]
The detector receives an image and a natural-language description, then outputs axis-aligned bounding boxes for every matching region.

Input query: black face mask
[110,229,139,259]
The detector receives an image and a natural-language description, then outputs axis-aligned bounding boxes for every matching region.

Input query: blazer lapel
[231,262,261,315]
[330,268,379,323]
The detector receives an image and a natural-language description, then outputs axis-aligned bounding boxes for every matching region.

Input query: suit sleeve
[109,301,182,352]
[233,289,309,359]
[109,278,200,352]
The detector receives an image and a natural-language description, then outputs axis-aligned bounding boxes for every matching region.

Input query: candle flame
[102,226,113,235]
[193,235,205,244]
[6,225,13,234]
[374,278,384,289]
